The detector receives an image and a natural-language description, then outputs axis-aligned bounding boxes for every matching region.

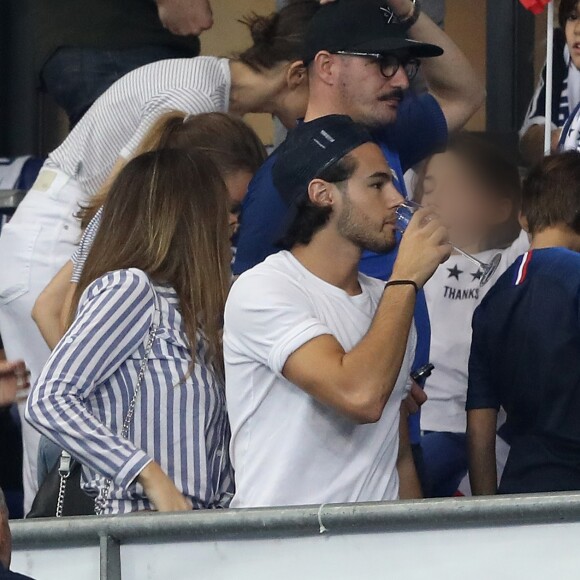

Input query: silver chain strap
[55,451,73,518]
[94,321,158,515]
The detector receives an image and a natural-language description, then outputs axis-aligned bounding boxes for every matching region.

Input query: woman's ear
[286,61,308,90]
[308,179,334,207]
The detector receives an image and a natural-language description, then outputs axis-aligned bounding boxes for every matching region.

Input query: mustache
[378,89,405,102]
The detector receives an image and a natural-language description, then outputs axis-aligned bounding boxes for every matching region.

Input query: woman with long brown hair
[30,111,265,494]
[26,149,233,514]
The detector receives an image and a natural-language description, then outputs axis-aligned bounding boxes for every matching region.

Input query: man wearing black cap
[224,116,450,507]
[233,0,483,277]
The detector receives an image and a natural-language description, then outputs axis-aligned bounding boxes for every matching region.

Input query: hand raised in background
[156,0,214,37]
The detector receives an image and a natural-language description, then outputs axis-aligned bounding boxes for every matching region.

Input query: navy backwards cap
[272,115,373,242]
[302,0,443,65]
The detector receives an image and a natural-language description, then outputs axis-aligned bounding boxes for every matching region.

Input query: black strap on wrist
[385,279,419,294]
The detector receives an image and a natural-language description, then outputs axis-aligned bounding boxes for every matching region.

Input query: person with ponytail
[26,149,234,514]
[0,1,314,512]
[33,110,266,354]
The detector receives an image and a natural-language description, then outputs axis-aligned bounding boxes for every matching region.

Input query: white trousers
[0,166,89,512]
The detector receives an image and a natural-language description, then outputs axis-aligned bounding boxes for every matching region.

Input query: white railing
[10,492,580,580]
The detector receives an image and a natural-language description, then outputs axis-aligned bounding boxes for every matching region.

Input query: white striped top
[48,57,231,196]
[26,268,233,514]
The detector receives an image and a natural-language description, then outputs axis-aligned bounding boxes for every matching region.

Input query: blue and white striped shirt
[26,268,233,514]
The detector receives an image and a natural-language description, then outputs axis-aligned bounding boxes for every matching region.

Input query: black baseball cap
[272,115,374,241]
[302,0,443,64]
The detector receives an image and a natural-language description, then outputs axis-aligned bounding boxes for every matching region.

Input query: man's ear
[286,61,308,90]
[311,51,335,86]
[308,179,335,207]
[519,211,530,233]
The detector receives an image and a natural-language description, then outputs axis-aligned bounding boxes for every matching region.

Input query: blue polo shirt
[234,94,447,275]
[233,94,448,442]
[467,248,580,493]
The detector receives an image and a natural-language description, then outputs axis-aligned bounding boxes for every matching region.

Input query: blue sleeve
[466,303,500,411]
[373,93,448,172]
[233,153,288,276]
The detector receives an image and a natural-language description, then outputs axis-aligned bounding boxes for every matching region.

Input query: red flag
[519,0,551,14]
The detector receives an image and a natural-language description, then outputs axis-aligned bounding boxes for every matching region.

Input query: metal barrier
[10,492,580,580]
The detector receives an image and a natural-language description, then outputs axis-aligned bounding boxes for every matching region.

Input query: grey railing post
[100,534,121,580]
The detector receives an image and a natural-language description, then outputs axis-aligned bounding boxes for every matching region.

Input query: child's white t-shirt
[421,231,530,434]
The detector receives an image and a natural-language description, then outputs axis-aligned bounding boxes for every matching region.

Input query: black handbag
[27,451,94,518]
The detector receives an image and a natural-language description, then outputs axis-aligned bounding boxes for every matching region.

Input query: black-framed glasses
[335,51,421,81]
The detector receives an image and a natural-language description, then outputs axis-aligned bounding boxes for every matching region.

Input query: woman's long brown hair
[71,149,231,380]
[79,111,266,228]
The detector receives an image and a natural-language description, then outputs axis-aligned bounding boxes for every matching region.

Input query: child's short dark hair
[559,0,579,29]
[522,151,580,235]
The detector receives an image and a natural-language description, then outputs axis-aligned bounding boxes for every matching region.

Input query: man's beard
[337,194,397,254]
[340,85,403,129]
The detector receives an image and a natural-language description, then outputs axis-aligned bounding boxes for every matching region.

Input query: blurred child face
[420,152,510,252]
[565,2,580,70]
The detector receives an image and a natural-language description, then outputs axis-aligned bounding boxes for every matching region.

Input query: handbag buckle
[58,451,73,478]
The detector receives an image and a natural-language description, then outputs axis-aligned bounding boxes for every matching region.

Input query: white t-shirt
[48,57,231,196]
[420,231,530,434]
[224,251,417,508]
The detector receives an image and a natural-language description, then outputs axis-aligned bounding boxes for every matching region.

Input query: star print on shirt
[447,265,463,280]
[471,270,483,281]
